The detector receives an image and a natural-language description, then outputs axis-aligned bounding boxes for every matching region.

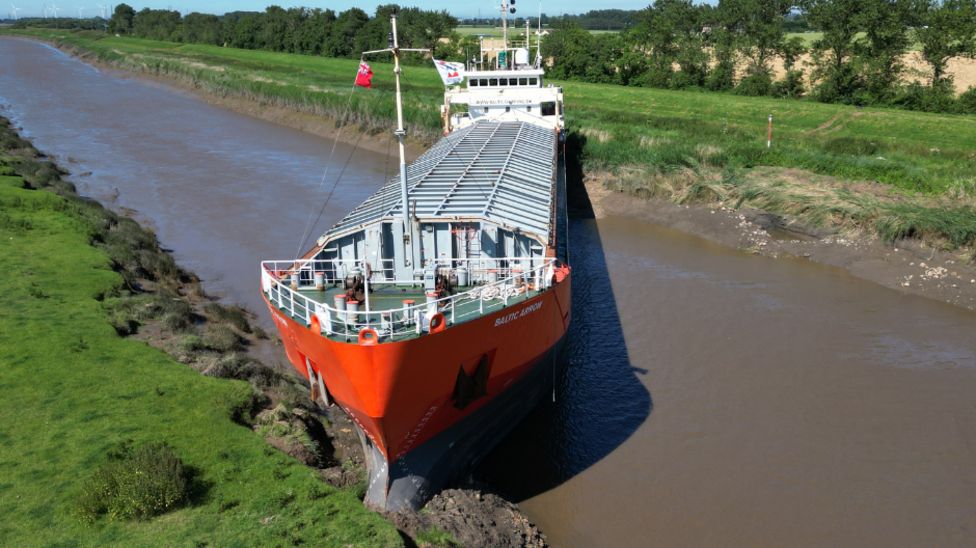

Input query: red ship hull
[264,268,571,510]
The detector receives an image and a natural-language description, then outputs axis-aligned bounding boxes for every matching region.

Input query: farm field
[6,28,975,249]
[455,24,613,36]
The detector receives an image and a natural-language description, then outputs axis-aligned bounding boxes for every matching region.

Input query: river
[3,38,975,547]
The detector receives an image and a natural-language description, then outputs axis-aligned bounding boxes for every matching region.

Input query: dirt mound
[390,489,547,547]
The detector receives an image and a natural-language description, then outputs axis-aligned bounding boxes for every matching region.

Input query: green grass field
[455,25,502,37]
[785,31,824,46]
[0,153,401,544]
[569,79,976,195]
[4,28,975,248]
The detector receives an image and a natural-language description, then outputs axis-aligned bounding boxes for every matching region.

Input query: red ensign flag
[355,62,373,88]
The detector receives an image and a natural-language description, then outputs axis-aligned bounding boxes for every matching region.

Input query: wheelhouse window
[470,79,480,87]
[519,78,527,86]
[489,78,498,86]
[541,101,556,116]
[529,78,538,86]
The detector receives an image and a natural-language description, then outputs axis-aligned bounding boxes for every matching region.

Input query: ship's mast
[501,1,508,56]
[536,2,542,68]
[500,0,517,69]
[363,14,428,273]
[390,16,412,264]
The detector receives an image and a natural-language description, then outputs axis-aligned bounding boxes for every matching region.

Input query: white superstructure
[441,24,563,132]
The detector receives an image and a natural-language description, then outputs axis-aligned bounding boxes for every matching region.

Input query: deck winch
[344,267,367,302]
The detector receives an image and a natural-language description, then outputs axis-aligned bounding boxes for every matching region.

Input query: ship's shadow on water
[476,134,653,501]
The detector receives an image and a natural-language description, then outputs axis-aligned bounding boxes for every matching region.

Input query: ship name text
[494,301,543,327]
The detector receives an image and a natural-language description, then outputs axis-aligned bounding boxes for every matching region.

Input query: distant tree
[260,6,288,51]
[325,8,369,57]
[224,13,261,49]
[705,26,737,91]
[802,0,866,103]
[89,3,456,63]
[402,7,457,54]
[542,22,596,80]
[182,13,220,45]
[615,40,650,86]
[279,8,309,54]
[916,0,976,86]
[632,0,705,88]
[722,0,792,95]
[132,9,181,41]
[299,8,337,55]
[552,9,639,31]
[587,33,630,84]
[856,0,920,103]
[354,5,396,54]
[775,36,808,98]
[108,3,135,35]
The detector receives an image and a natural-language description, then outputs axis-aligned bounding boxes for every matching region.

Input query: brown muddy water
[0,38,389,317]
[4,38,976,547]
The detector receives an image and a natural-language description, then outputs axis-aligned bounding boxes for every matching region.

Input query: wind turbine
[77,6,84,18]
[51,3,60,18]
[97,3,106,19]
[10,3,20,20]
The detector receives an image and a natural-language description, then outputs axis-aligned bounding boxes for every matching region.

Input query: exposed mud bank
[585,176,976,312]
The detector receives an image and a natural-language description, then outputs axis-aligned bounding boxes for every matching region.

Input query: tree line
[101,3,457,59]
[542,0,976,114]
[13,2,976,114]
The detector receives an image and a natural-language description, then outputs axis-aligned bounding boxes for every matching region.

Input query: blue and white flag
[433,59,465,86]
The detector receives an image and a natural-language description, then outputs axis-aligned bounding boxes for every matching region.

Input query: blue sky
[10,1,663,20]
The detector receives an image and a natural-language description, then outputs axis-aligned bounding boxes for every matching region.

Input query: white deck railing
[261,256,556,341]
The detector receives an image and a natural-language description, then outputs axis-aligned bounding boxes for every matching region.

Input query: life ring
[358,327,379,346]
[429,312,447,334]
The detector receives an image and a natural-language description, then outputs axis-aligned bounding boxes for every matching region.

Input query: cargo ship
[260,13,569,511]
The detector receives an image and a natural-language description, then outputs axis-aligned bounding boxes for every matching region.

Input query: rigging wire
[295,127,368,258]
[293,60,366,259]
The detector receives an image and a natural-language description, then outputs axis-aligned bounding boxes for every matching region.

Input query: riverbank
[0,117,401,545]
[0,31,432,159]
[584,175,976,311]
[7,29,976,259]
[0,116,546,545]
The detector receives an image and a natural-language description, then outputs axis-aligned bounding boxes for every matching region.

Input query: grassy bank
[5,28,975,252]
[0,120,401,545]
